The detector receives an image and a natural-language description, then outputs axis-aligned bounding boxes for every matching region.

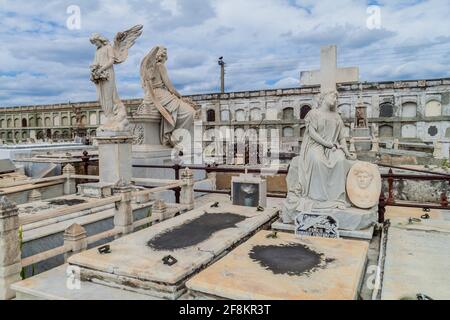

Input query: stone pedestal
[96,131,133,185]
[351,128,372,152]
[113,186,134,236]
[63,224,87,261]
[0,197,21,300]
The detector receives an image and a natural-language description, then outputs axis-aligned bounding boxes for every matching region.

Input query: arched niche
[379,124,393,137]
[235,109,246,122]
[206,109,216,122]
[425,100,442,117]
[401,102,417,118]
[89,113,98,125]
[250,108,262,121]
[282,126,294,137]
[220,109,230,121]
[379,102,394,118]
[282,107,294,120]
[300,105,312,119]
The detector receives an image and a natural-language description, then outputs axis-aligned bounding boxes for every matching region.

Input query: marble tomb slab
[68,203,278,299]
[11,264,156,300]
[186,230,369,300]
[381,218,450,300]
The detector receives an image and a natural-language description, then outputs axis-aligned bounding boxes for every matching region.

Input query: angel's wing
[113,24,143,64]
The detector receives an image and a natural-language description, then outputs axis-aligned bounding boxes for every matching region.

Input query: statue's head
[156,46,168,63]
[354,168,374,189]
[318,91,338,111]
[89,33,109,48]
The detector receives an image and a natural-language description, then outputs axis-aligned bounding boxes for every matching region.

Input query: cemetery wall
[0,78,449,147]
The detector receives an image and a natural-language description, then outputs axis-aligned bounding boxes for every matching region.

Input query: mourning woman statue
[140,46,197,147]
[282,91,357,223]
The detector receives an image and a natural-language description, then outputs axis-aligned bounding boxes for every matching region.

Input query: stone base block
[77,182,113,198]
[0,273,22,300]
[283,206,377,231]
[271,219,375,240]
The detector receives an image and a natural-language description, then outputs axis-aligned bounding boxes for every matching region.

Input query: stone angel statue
[139,46,197,146]
[89,25,143,133]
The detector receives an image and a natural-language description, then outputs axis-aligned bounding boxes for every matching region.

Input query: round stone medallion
[346,161,381,209]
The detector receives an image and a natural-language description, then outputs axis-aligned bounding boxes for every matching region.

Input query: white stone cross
[300,45,359,93]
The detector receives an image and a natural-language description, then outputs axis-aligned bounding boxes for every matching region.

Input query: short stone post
[152,199,167,222]
[206,168,217,190]
[113,184,134,237]
[63,223,87,262]
[433,140,443,159]
[27,189,42,202]
[180,167,195,210]
[371,137,380,153]
[393,138,399,150]
[349,138,356,153]
[0,197,21,300]
[63,164,76,195]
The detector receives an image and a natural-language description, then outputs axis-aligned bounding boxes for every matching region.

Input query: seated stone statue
[282,90,358,224]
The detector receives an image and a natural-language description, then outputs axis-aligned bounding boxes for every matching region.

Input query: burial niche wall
[337,103,351,119]
[206,109,216,122]
[282,126,294,137]
[379,102,394,118]
[401,124,417,138]
[89,113,98,125]
[235,109,246,122]
[379,124,394,137]
[250,108,262,121]
[425,100,442,117]
[300,105,312,119]
[401,102,417,118]
[282,107,294,120]
[220,109,230,121]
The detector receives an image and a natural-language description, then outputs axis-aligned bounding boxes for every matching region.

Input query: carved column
[0,197,21,300]
[152,199,167,222]
[113,185,134,237]
[180,167,195,211]
[64,223,87,261]
[63,164,76,195]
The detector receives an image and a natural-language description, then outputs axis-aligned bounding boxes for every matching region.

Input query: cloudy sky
[0,0,449,107]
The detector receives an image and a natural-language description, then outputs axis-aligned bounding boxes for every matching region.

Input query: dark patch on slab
[47,198,86,206]
[148,212,246,251]
[249,243,331,276]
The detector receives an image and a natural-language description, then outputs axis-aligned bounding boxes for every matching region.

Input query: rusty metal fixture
[98,245,111,254]
[210,202,219,208]
[387,168,395,204]
[440,192,448,207]
[162,255,177,266]
[378,192,387,223]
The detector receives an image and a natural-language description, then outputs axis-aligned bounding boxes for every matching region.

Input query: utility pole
[218,56,225,93]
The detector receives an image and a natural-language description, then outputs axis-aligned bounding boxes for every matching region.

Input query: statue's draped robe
[282,108,354,223]
[151,63,195,146]
[92,44,120,121]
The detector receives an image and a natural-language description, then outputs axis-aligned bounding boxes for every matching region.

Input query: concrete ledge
[271,220,374,240]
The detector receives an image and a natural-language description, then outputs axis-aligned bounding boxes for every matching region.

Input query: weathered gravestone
[68,202,278,299]
[186,230,369,300]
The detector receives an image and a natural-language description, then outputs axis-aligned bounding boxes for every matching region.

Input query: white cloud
[0,0,449,107]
